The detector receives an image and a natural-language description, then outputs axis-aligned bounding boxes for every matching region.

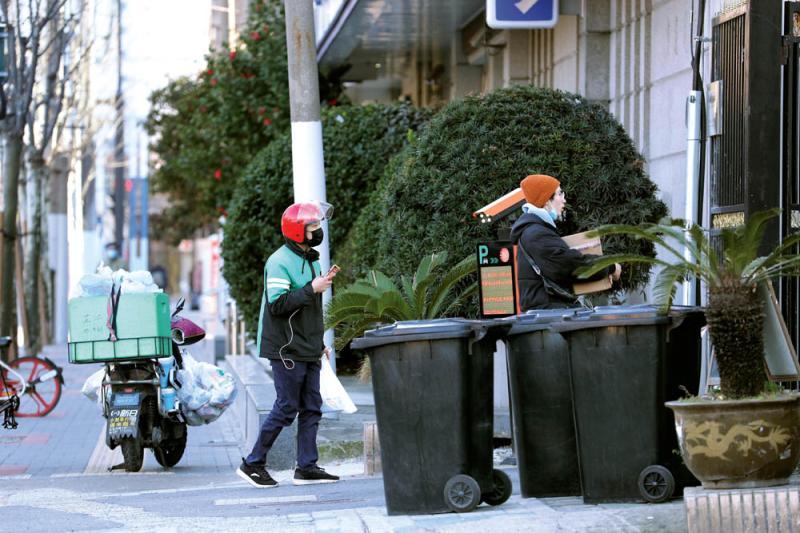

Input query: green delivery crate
[68,293,171,363]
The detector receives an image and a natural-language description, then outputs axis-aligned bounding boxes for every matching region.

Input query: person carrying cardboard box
[510,174,622,311]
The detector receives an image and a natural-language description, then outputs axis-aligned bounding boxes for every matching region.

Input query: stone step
[685,484,800,533]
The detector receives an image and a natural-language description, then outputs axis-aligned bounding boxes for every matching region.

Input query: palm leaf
[334,314,385,350]
[366,269,401,294]
[364,289,414,322]
[400,275,417,317]
[651,264,688,313]
[438,282,479,317]
[590,222,689,265]
[324,291,374,329]
[413,252,448,315]
[576,253,667,279]
[425,255,477,318]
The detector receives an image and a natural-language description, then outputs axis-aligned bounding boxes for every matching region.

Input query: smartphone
[326,264,340,278]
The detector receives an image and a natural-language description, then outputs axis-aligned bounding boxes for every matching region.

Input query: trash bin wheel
[637,465,675,503]
[444,474,481,513]
[481,469,513,506]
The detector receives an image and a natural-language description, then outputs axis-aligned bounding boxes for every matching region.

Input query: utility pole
[113,0,126,256]
[283,0,336,370]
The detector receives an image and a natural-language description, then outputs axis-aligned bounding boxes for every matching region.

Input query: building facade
[313,0,738,227]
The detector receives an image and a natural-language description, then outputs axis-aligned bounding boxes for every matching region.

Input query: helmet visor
[296,201,334,224]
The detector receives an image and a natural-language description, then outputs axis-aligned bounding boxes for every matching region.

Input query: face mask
[548,209,559,222]
[306,227,324,247]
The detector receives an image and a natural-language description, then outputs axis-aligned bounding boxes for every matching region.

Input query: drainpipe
[682,0,707,306]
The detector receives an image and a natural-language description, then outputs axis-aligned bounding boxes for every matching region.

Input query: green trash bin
[503,309,581,498]
[552,305,705,503]
[351,319,513,515]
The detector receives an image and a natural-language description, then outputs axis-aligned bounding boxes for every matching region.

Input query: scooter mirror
[172,297,185,317]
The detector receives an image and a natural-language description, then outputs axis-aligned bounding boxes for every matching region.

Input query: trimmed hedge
[221,103,432,332]
[343,86,668,314]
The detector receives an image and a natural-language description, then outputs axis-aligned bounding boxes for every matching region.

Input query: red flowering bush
[145,0,347,243]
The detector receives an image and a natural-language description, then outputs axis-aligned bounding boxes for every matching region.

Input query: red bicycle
[0,336,64,425]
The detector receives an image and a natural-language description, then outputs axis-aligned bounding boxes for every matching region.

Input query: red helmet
[280,201,333,243]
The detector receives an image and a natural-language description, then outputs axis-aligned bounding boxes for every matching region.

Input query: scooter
[101,298,204,472]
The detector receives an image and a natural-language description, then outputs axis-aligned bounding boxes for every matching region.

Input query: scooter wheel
[120,438,144,472]
[154,437,186,468]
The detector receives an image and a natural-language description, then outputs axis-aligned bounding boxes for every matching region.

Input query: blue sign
[486,0,559,29]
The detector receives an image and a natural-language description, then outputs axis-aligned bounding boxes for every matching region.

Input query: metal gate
[782,1,800,358]
[710,6,746,232]
[710,2,786,346]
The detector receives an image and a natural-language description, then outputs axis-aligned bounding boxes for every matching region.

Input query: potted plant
[325,252,478,380]
[580,208,800,489]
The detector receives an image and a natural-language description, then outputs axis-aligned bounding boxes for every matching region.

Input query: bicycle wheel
[3,356,62,417]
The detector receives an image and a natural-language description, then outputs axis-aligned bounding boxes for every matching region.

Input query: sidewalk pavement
[0,306,690,531]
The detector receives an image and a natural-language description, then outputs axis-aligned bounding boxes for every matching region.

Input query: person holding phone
[237,200,340,488]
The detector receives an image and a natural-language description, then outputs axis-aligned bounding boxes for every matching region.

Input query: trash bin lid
[351,318,499,350]
[503,309,576,336]
[550,304,671,333]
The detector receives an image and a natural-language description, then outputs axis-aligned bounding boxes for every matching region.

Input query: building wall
[330,1,725,221]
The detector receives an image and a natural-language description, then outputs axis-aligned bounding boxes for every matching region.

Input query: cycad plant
[325,252,478,379]
[579,209,800,399]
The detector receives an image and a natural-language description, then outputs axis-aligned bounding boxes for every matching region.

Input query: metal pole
[283,0,336,371]
[682,0,706,306]
[113,0,126,256]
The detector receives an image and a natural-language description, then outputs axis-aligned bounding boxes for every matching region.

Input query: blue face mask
[548,209,559,223]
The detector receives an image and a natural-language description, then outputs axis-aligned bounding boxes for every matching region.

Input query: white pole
[284,0,336,371]
[682,90,702,306]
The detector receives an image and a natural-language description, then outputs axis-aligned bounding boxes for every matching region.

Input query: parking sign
[486,0,559,29]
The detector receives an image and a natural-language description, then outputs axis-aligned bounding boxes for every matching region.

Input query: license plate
[108,392,140,439]
[111,392,140,407]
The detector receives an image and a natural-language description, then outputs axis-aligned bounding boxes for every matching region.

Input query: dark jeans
[245,359,322,470]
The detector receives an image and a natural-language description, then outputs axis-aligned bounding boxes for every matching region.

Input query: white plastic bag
[120,270,161,294]
[81,368,106,402]
[175,353,237,425]
[71,265,163,298]
[73,265,114,298]
[319,357,357,414]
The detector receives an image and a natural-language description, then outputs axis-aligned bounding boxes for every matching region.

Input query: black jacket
[510,213,613,311]
[258,241,324,362]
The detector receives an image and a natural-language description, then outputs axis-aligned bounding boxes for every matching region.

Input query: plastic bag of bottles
[175,353,237,426]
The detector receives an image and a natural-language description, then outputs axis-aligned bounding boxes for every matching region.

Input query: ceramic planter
[666,395,800,489]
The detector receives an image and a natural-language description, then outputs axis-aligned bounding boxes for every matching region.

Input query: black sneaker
[293,465,340,485]
[237,459,278,488]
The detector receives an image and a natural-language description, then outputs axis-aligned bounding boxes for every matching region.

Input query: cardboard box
[562,231,612,296]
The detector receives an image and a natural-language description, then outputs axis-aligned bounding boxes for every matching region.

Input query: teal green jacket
[257,243,324,361]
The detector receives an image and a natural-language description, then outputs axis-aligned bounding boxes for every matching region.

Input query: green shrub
[221,103,432,332]
[343,86,668,315]
[145,0,347,243]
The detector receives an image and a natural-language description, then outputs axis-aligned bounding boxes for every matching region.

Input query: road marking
[0,465,28,475]
[214,495,318,506]
[22,433,50,445]
[84,425,121,474]
[0,474,31,480]
[90,480,240,498]
[52,471,175,478]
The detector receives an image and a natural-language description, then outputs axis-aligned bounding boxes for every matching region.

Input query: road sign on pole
[486,0,559,29]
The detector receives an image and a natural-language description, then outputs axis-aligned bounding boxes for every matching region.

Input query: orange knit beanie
[521,174,560,208]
